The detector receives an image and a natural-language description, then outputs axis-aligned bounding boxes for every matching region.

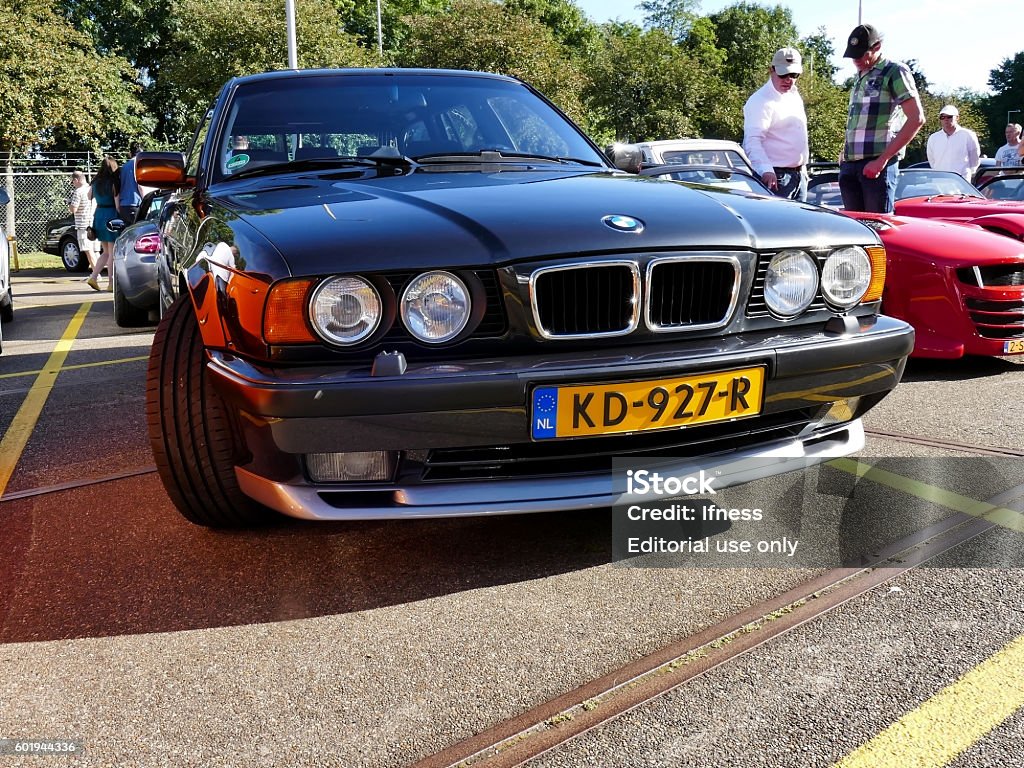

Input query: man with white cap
[839,23,924,212]
[742,47,809,200]
[926,105,981,180]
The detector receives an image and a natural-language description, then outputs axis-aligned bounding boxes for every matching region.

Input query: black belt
[772,166,803,172]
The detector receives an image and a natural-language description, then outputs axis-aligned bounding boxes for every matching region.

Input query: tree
[703,2,799,92]
[0,0,149,155]
[639,0,699,44]
[502,0,600,54]
[799,27,836,82]
[982,53,1024,156]
[399,0,588,125]
[583,22,718,144]
[158,0,375,145]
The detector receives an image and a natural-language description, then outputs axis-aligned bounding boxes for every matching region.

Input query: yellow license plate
[531,366,765,440]
[1004,339,1024,354]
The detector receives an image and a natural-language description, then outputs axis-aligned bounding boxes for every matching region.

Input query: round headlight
[401,271,471,344]
[764,250,818,317]
[821,246,871,309]
[309,276,382,346]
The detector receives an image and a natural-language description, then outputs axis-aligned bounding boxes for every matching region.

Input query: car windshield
[895,170,983,199]
[215,73,605,181]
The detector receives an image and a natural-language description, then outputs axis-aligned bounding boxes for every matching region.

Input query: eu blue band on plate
[532,387,559,439]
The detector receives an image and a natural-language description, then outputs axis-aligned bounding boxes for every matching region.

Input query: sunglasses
[939,115,953,119]
[778,73,800,80]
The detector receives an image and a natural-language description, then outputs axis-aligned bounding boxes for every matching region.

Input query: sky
[570,0,1020,96]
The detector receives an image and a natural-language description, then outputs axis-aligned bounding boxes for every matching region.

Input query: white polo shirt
[926,126,981,179]
[742,79,809,175]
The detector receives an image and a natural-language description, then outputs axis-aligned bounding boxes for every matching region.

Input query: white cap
[939,104,959,118]
[771,47,803,76]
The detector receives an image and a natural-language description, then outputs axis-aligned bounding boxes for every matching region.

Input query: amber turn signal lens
[264,279,317,344]
[862,246,886,303]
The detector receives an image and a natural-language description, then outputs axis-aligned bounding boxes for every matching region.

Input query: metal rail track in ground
[410,480,1024,768]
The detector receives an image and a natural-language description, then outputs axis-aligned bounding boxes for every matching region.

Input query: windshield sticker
[226,153,250,171]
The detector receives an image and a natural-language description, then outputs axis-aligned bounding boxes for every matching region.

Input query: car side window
[186,109,214,178]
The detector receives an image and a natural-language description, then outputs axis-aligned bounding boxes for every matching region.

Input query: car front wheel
[146,295,273,527]
[60,236,88,272]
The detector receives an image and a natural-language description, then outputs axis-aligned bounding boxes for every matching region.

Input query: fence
[3,154,101,252]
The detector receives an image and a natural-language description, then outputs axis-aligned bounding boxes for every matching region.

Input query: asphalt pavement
[1,269,1023,767]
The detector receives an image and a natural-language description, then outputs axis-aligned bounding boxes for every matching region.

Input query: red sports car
[644,162,1024,359]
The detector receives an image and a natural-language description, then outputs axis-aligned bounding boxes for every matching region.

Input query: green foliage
[799,28,836,81]
[343,0,446,59]
[982,53,1024,155]
[399,0,588,125]
[703,2,798,93]
[800,75,847,162]
[503,0,600,54]
[639,0,699,43]
[0,0,149,153]
[158,0,375,144]
[582,22,701,144]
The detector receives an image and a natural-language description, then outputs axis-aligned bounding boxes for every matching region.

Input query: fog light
[819,398,860,427]
[306,451,397,482]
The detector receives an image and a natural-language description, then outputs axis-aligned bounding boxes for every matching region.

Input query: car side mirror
[0,189,9,206]
[107,218,126,234]
[136,151,193,188]
[606,144,643,174]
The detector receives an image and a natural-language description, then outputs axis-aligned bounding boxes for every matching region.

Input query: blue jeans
[838,158,899,213]
[773,167,807,201]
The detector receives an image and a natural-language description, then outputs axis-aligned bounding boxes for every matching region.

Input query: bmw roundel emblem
[602,214,644,233]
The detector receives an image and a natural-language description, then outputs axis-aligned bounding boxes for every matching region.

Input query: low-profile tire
[146,295,273,527]
[112,268,148,327]
[0,287,12,323]
[59,236,88,272]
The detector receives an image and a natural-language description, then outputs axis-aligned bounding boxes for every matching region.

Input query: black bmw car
[136,68,914,527]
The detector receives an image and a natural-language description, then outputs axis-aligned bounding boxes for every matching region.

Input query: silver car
[112,192,165,327]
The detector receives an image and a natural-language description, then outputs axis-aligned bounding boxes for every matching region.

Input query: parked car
[43,215,89,272]
[110,191,166,326]
[807,167,1024,239]
[648,161,1024,359]
[137,68,913,528]
[626,138,756,172]
[0,188,12,353]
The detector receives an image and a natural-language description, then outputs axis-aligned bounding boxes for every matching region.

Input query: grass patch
[11,250,63,271]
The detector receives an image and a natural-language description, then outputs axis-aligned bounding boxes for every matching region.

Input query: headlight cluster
[763,246,879,318]
[307,270,472,347]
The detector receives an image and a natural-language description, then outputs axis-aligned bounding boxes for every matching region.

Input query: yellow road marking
[0,354,148,380]
[833,634,1024,768]
[829,458,1024,533]
[0,303,91,497]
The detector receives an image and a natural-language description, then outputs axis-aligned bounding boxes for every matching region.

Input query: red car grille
[965,297,1024,339]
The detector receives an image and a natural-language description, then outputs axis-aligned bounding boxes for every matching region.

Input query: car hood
[895,195,1023,221]
[846,211,1024,265]
[212,170,874,272]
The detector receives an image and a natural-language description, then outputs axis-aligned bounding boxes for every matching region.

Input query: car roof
[227,68,521,88]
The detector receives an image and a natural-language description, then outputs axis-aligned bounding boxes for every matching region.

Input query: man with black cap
[839,23,924,212]
[743,47,809,200]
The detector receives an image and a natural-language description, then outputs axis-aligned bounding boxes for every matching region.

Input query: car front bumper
[208,314,915,520]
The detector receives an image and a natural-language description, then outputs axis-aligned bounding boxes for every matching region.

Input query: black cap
[843,24,882,58]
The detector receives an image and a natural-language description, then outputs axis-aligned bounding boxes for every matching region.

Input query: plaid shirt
[844,59,920,162]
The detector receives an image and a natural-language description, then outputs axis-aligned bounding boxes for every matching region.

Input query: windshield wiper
[230,152,418,180]
[412,150,604,167]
